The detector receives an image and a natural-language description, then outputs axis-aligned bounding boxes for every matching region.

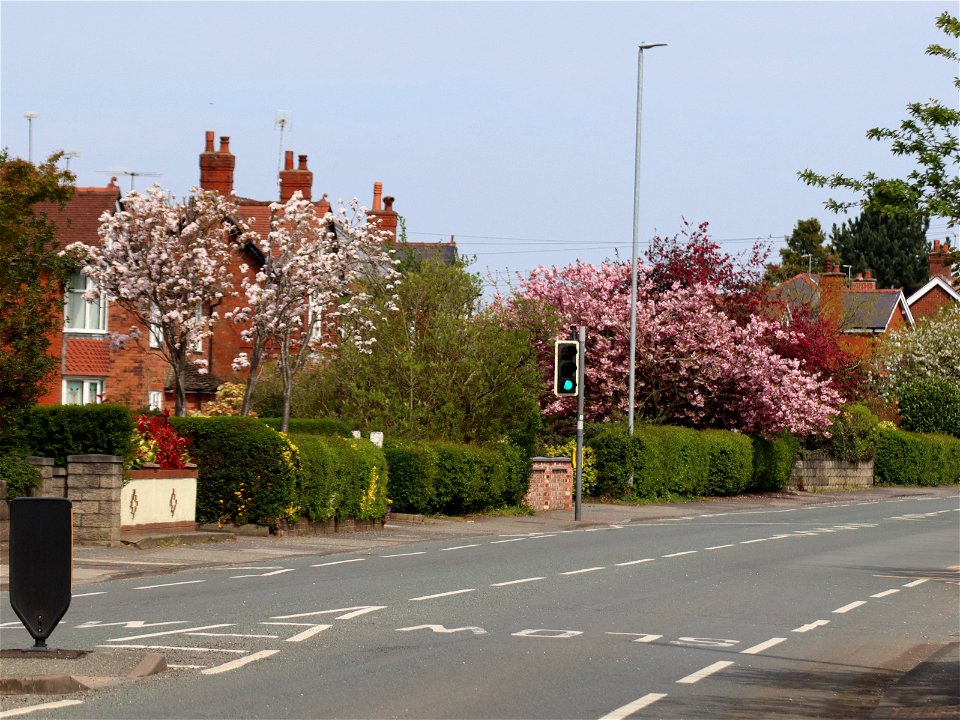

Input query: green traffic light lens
[563,380,574,391]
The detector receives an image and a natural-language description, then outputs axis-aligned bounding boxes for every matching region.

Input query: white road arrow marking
[397,625,488,635]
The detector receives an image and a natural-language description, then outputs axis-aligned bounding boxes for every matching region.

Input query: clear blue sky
[2,1,955,292]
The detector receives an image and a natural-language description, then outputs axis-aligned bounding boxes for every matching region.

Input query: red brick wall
[910,285,955,321]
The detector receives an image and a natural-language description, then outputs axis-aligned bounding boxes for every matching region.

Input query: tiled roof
[164,364,223,393]
[398,242,459,266]
[35,185,121,250]
[842,290,904,332]
[64,336,111,376]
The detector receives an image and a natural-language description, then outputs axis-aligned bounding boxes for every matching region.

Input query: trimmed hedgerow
[896,378,960,438]
[0,452,42,498]
[382,441,438,514]
[170,416,298,529]
[19,404,134,466]
[259,417,353,437]
[874,427,960,486]
[750,432,801,492]
[701,430,753,496]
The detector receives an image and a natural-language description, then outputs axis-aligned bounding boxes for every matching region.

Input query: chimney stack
[850,270,877,291]
[819,256,846,328]
[929,237,952,279]
[366,182,398,240]
[278,151,313,202]
[199,131,235,196]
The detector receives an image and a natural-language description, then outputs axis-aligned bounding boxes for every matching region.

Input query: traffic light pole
[575,325,585,521]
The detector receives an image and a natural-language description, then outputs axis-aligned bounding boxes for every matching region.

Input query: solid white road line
[741,637,787,655]
[106,623,232,642]
[134,580,205,590]
[871,589,901,598]
[704,544,735,550]
[599,693,668,720]
[833,601,867,614]
[72,591,107,598]
[381,551,427,557]
[491,577,545,587]
[560,567,606,575]
[188,632,279,639]
[0,700,84,718]
[410,589,476,601]
[311,558,365,567]
[490,538,526,544]
[903,579,929,587]
[231,568,294,578]
[201,649,280,675]
[676,661,735,684]
[100,644,246,653]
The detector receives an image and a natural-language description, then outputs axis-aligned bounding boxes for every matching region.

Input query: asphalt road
[1,492,958,719]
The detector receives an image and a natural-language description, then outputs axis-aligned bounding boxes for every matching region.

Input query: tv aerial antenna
[97,168,162,191]
[275,110,292,176]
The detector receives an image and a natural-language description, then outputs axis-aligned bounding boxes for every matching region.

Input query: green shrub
[170,416,299,529]
[702,430,753,496]
[897,378,960,438]
[805,404,879,462]
[588,426,638,499]
[751,433,801,491]
[643,426,708,496]
[259,417,353,437]
[1,452,42,498]
[874,427,960,486]
[383,441,438,514]
[543,438,597,497]
[19,404,134,466]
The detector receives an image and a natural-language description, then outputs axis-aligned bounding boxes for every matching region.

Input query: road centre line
[740,637,787,655]
[704,544,735,550]
[616,558,655,566]
[134,580,205,590]
[490,538,526,544]
[491,577,545,587]
[72,591,107,598]
[381,551,427,557]
[441,544,480,551]
[312,558,365,567]
[560,567,606,575]
[410,589,476,601]
[106,623,233,642]
[599,693,668,720]
[201,649,280,675]
[0,699,85,718]
[792,620,830,633]
[833,601,867,614]
[231,569,294,578]
[740,538,768,544]
[662,550,697,557]
[871,589,901,598]
[903,579,929,587]
[676,661,735,684]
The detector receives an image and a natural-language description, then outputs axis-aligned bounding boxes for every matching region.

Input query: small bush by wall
[874,427,960,486]
[0,452,42,498]
[19,404,134,466]
[750,433,801,491]
[701,430,753,496]
[383,441,438,514]
[170,416,298,529]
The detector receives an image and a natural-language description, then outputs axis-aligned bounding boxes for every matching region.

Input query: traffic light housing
[554,340,579,396]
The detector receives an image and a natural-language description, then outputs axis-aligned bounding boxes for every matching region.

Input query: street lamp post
[24,112,38,163]
[628,42,666,451]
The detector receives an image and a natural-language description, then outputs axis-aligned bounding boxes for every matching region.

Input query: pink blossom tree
[228,194,399,431]
[502,260,841,436]
[65,185,254,415]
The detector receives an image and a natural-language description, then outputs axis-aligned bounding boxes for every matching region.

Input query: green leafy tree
[829,207,929,295]
[0,151,74,441]
[799,12,960,229]
[873,305,960,395]
[289,257,543,453]
[766,218,830,283]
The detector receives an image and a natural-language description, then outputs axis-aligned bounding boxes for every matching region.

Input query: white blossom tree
[228,193,399,431]
[873,305,960,395]
[65,185,254,415]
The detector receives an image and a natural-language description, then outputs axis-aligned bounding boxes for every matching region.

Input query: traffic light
[554,340,579,396]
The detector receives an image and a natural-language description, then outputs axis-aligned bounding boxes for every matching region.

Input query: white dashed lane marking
[599,693,668,720]
[740,637,787,655]
[676,661,735,684]
[833,601,867,614]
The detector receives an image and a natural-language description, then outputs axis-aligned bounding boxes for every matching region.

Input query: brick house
[905,238,960,321]
[36,130,440,413]
[769,256,914,362]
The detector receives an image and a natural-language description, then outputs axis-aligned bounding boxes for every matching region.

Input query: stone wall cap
[531,457,574,463]
[23,456,54,466]
[67,454,125,462]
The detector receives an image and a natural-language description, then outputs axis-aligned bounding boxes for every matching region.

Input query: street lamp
[628,42,667,446]
[24,112,38,163]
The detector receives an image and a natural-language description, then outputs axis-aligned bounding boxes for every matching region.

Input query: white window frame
[148,390,163,411]
[62,377,104,405]
[64,269,107,333]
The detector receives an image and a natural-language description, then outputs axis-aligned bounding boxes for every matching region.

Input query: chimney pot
[384,196,394,212]
[284,150,294,171]
[373,182,383,211]
[298,154,308,170]
[205,131,215,153]
[934,239,941,252]
[219,136,231,154]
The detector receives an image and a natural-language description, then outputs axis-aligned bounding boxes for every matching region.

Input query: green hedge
[259,417,353,437]
[750,433,801,492]
[874,427,960,486]
[384,440,528,515]
[588,425,755,501]
[1,452,42,498]
[897,378,960,438]
[19,404,134,465]
[170,417,298,529]
[290,434,388,521]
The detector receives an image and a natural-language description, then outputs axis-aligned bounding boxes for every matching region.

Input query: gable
[35,185,121,249]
